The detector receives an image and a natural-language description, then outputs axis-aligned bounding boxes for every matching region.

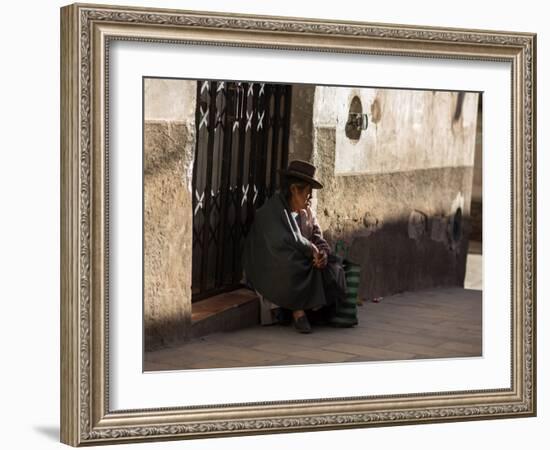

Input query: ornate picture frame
[60,3,536,446]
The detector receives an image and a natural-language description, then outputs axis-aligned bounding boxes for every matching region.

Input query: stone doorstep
[190,288,260,339]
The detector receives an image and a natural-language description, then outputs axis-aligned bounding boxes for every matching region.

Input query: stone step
[191,288,260,339]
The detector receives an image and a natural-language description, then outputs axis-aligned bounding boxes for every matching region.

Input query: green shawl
[243,193,327,311]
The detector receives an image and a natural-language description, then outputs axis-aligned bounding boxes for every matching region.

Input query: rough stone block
[408,210,428,240]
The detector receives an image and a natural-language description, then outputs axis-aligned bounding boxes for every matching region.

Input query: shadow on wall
[309,121,476,303]
[324,210,472,302]
[145,317,188,352]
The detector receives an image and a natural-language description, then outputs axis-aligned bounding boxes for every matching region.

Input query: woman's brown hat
[279,160,323,189]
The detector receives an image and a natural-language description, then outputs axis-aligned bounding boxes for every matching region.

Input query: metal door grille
[192,80,291,301]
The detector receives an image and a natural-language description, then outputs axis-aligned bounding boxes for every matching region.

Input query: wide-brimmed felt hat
[279,160,323,189]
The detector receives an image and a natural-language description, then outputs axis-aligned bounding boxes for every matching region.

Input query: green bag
[329,260,360,327]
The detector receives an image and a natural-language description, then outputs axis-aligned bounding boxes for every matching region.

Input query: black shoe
[276,308,293,326]
[293,315,312,334]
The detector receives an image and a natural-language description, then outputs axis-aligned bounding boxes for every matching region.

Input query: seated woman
[243,160,346,333]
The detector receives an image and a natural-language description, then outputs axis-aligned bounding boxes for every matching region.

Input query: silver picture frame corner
[60,2,536,446]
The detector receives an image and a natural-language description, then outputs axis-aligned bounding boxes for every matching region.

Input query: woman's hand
[311,242,323,268]
[311,243,327,269]
[314,250,328,269]
[311,243,320,265]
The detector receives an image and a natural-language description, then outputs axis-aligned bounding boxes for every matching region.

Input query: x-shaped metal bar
[241,184,249,206]
[253,184,258,204]
[257,111,265,131]
[246,111,253,131]
[199,106,209,130]
[194,190,205,216]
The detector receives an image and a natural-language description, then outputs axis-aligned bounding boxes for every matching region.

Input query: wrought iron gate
[192,80,292,301]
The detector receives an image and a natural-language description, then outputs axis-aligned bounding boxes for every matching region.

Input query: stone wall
[305,87,480,300]
[314,87,478,175]
[288,84,316,162]
[470,97,483,242]
[143,79,196,350]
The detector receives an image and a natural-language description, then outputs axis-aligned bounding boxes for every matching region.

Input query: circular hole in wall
[345,95,363,141]
[452,207,463,242]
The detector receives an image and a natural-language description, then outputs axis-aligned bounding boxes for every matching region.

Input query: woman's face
[290,183,313,211]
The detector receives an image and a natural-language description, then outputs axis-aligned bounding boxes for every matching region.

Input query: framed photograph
[60,3,536,446]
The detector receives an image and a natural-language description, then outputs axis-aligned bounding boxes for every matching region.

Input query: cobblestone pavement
[144,285,482,372]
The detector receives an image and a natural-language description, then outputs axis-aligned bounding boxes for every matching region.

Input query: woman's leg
[292,309,312,333]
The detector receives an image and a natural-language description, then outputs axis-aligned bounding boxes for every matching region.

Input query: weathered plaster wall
[313,127,473,299]
[307,87,479,300]
[288,84,316,162]
[470,97,483,242]
[314,87,479,175]
[472,100,483,202]
[143,79,196,350]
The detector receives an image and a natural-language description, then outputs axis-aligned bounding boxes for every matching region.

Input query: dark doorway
[192,80,292,301]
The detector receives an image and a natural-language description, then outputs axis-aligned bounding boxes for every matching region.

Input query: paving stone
[289,349,357,363]
[183,359,251,370]
[384,342,470,359]
[265,355,326,366]
[252,342,327,356]
[142,361,183,371]
[437,340,482,355]
[320,342,416,360]
[145,287,483,370]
